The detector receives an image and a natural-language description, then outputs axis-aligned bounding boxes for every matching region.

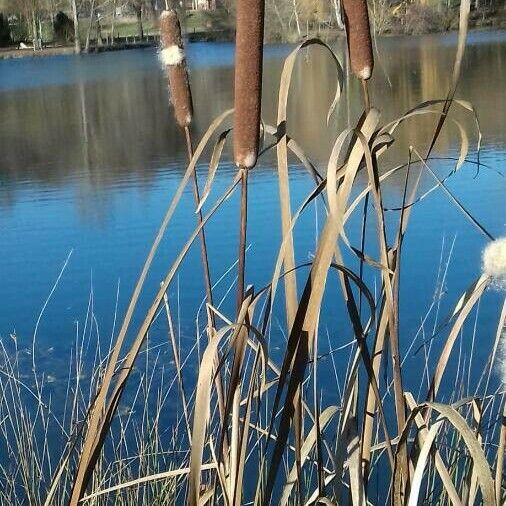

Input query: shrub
[53,11,74,43]
[404,4,449,34]
[9,18,29,44]
[0,13,11,47]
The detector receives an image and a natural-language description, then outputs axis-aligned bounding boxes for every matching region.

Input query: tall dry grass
[0,0,504,504]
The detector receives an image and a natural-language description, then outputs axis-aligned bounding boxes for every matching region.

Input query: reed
[159,8,215,331]
[233,0,265,315]
[160,7,229,455]
[0,291,182,505]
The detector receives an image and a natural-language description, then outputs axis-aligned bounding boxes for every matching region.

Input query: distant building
[183,0,217,10]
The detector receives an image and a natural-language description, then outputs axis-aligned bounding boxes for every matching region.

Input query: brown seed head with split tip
[342,0,374,81]
[159,10,193,128]
[233,0,265,169]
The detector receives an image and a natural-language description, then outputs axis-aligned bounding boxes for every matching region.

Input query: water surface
[0,30,505,398]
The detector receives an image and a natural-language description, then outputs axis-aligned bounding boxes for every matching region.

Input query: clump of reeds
[342,0,374,81]
[159,9,193,128]
[233,0,265,169]
[0,304,180,505]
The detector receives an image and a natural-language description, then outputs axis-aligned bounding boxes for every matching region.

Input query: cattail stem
[236,168,248,314]
[160,9,229,453]
[361,78,371,113]
[233,0,265,312]
[184,126,215,320]
[159,9,214,328]
[358,78,370,315]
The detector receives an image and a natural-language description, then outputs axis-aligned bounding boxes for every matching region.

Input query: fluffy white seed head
[241,151,257,169]
[482,237,506,289]
[357,66,372,80]
[481,238,506,385]
[160,46,185,67]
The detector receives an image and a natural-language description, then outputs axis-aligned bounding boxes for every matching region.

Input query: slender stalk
[361,78,371,113]
[162,290,191,442]
[184,126,215,320]
[233,0,265,310]
[228,164,249,505]
[236,168,249,314]
[358,78,371,315]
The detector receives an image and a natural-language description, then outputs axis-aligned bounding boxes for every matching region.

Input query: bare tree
[292,0,301,35]
[84,0,95,52]
[70,0,80,53]
[331,0,344,29]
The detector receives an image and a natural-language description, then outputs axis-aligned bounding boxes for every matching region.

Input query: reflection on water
[1,32,504,190]
[0,31,504,388]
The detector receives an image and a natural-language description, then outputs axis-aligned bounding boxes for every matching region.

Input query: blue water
[0,31,505,429]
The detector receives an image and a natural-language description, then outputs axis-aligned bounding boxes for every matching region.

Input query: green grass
[183,8,233,33]
[78,17,158,41]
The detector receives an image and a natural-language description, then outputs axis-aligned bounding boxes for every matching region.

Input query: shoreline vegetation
[0,3,505,60]
[0,0,505,504]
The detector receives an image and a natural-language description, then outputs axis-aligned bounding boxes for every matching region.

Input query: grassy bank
[1,4,505,59]
[0,2,505,505]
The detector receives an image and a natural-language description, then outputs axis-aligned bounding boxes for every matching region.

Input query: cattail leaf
[187,314,251,506]
[412,148,494,240]
[496,401,506,505]
[234,351,262,506]
[280,406,338,505]
[379,98,480,147]
[68,110,235,504]
[196,128,232,213]
[394,402,496,506]
[426,275,489,403]
[357,124,408,477]
[256,111,380,505]
[407,420,445,506]
[79,463,217,502]
[405,393,463,506]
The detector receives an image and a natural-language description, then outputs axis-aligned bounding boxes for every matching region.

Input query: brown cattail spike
[159,10,193,128]
[233,0,265,169]
[342,0,374,80]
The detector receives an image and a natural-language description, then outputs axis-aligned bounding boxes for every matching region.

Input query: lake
[0,30,505,455]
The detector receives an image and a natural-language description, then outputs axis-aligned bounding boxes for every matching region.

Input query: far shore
[0,37,160,60]
[1,25,505,61]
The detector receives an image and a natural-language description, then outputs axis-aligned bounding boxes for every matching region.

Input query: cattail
[342,0,374,81]
[159,10,193,128]
[233,0,265,169]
